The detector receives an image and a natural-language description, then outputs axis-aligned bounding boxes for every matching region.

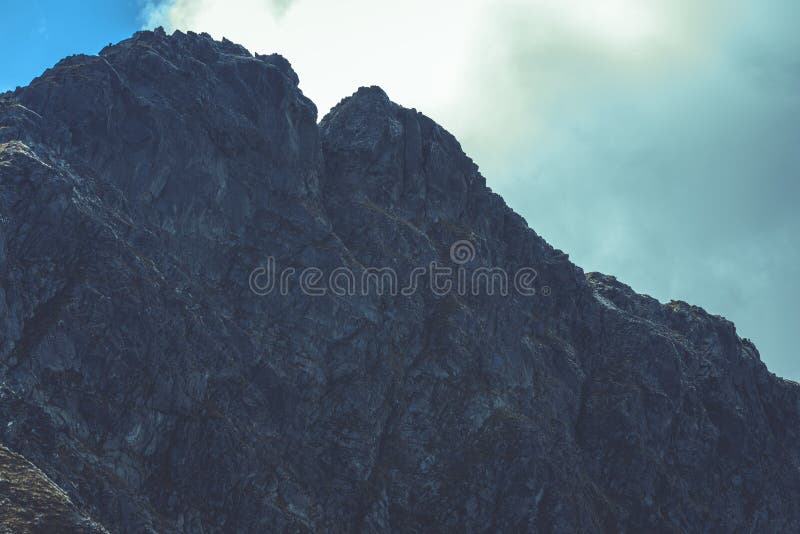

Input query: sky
[2,1,798,379]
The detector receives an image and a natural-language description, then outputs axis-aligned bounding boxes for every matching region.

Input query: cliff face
[0,28,798,533]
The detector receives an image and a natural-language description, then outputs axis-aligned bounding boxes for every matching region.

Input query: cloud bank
[144,0,800,379]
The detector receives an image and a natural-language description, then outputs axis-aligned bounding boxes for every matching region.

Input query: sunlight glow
[571,0,661,51]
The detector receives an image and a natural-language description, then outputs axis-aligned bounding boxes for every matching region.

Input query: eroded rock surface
[0,28,798,532]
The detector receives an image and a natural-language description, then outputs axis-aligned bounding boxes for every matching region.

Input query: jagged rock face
[0,29,799,533]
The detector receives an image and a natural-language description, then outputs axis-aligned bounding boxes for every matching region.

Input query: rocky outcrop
[0,28,798,532]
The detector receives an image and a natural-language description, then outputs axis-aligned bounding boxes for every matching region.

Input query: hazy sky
[2,1,798,379]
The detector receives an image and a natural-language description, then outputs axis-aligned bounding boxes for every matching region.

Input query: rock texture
[1,28,799,533]
[0,444,108,533]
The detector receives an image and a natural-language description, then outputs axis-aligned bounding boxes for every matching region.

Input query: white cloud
[141,0,738,128]
[143,0,487,118]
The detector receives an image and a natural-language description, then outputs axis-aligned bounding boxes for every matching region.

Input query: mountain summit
[1,29,798,532]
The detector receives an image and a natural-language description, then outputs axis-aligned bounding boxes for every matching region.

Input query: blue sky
[0,1,143,91]
[2,1,799,379]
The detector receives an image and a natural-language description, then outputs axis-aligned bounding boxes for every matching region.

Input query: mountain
[1,27,798,533]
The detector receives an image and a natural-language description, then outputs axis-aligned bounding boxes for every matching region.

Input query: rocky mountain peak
[12,28,321,245]
[1,31,799,533]
[320,83,485,228]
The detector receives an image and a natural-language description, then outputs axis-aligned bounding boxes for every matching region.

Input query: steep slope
[0,28,798,532]
[0,444,108,534]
